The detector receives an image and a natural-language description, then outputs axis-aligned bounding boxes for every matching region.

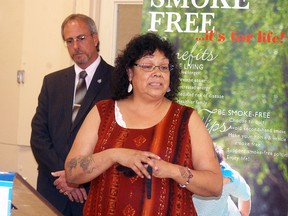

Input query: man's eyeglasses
[134,64,173,72]
[64,34,92,47]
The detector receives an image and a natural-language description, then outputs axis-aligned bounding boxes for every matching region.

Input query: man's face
[63,20,99,69]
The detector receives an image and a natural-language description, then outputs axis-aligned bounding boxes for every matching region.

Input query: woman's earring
[166,86,171,93]
[128,82,133,93]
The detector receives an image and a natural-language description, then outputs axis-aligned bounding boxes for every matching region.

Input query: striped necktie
[72,71,87,123]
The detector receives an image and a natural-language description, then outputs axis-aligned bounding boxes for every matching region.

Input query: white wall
[0,0,142,189]
[0,0,91,188]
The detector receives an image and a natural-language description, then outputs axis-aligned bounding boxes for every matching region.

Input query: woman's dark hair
[111,32,181,100]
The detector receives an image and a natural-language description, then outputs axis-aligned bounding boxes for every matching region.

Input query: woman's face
[128,49,170,100]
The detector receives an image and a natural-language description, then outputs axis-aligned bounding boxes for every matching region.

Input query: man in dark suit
[30,14,113,216]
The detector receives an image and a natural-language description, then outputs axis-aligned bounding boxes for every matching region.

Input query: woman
[65,33,222,215]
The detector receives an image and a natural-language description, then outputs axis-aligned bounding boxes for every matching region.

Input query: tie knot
[79,71,87,79]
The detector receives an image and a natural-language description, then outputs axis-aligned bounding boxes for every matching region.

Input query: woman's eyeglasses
[134,64,174,72]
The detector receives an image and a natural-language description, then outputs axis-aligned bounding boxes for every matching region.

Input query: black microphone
[146,166,152,199]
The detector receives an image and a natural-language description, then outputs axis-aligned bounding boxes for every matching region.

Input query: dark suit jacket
[30,57,113,214]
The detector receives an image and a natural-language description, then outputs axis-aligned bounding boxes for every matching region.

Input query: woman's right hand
[112,148,161,179]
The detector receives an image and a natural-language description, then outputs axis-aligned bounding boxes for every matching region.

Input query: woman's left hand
[150,159,178,179]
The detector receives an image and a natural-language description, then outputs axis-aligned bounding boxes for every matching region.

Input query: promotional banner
[141,0,287,215]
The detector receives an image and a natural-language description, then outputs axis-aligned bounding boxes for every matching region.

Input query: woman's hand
[148,159,177,179]
[113,148,161,179]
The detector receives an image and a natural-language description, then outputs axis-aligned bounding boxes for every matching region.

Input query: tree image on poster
[141,0,287,215]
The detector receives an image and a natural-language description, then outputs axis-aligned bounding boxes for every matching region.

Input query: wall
[0,0,142,189]
[0,0,88,188]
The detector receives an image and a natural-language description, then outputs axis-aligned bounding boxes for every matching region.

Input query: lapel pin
[97,79,102,83]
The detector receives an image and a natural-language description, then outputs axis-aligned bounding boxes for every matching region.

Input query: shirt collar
[74,56,101,87]
[74,56,100,75]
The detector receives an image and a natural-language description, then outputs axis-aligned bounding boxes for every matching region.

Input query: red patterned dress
[83,99,197,216]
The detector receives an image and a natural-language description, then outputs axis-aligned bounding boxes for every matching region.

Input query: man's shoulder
[45,65,74,79]
[99,57,114,71]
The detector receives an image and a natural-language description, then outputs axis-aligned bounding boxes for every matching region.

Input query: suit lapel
[62,67,76,130]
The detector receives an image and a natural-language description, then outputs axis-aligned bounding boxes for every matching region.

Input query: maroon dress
[83,99,197,216]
